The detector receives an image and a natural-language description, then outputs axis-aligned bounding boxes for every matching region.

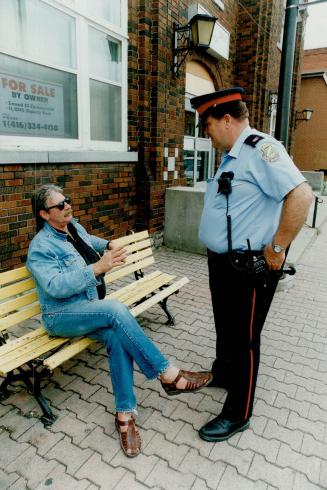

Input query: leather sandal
[115,414,141,458]
[160,369,212,396]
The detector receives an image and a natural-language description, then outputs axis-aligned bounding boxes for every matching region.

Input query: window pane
[197,151,210,182]
[198,123,209,139]
[85,0,121,27]
[89,28,122,83]
[0,53,78,138]
[90,80,121,141]
[0,0,76,69]
[183,150,194,185]
[185,111,195,137]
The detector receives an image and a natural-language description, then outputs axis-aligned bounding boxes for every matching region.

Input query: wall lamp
[295,108,314,128]
[173,14,217,78]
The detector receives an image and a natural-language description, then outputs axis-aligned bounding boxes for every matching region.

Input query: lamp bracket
[173,23,192,77]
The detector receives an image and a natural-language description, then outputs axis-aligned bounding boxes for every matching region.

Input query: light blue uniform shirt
[199,126,306,253]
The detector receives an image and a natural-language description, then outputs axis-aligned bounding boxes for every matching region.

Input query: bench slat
[0,266,31,286]
[130,277,189,317]
[43,338,96,371]
[0,291,39,317]
[122,274,176,306]
[111,273,176,307]
[108,270,162,300]
[124,238,152,254]
[0,329,50,359]
[105,256,155,283]
[0,336,69,375]
[112,230,149,247]
[0,327,47,355]
[124,248,153,266]
[0,303,41,333]
[0,278,35,301]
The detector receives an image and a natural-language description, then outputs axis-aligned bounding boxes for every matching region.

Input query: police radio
[218,171,234,195]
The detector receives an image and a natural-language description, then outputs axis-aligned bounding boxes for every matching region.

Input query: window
[184,62,215,186]
[0,0,127,151]
[88,28,122,141]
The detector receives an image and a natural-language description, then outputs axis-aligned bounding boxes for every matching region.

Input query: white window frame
[184,94,214,185]
[213,0,224,11]
[269,109,277,137]
[0,0,128,152]
[277,0,287,50]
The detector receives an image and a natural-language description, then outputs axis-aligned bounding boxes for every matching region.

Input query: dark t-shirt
[55,222,107,299]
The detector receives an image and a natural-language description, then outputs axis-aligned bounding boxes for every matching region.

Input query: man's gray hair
[31,184,63,231]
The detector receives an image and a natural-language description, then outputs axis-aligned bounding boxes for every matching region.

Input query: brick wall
[0,162,137,270]
[293,47,327,170]
[234,0,283,132]
[293,77,327,170]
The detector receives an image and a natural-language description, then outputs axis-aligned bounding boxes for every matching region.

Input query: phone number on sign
[2,120,59,131]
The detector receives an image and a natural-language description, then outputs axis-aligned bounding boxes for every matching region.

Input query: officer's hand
[263,244,285,271]
[93,246,127,276]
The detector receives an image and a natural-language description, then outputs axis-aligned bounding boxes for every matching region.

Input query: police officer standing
[190,87,312,442]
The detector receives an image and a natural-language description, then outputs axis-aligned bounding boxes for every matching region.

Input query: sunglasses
[46,197,72,211]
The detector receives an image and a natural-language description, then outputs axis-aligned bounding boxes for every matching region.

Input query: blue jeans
[44,299,170,412]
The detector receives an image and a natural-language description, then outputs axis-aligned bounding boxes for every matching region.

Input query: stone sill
[0,150,138,165]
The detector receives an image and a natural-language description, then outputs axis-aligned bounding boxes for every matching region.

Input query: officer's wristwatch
[272,243,286,253]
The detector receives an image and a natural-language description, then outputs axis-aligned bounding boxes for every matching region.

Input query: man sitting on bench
[27,184,212,458]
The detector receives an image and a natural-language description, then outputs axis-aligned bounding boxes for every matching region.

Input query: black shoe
[199,415,250,442]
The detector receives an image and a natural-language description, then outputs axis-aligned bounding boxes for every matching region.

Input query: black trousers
[208,250,280,421]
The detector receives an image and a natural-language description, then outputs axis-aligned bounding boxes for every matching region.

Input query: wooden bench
[0,231,189,426]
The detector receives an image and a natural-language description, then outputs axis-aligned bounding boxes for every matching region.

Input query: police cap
[190,87,244,118]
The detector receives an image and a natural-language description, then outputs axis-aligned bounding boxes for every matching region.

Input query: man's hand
[108,240,122,251]
[263,244,285,271]
[93,246,127,276]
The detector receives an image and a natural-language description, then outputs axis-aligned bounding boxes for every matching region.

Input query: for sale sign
[0,73,65,137]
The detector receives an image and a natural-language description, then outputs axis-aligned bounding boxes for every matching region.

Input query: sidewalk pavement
[287,194,327,266]
[1,204,327,489]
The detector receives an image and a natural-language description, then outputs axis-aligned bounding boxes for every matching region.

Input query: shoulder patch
[259,143,280,163]
[244,134,264,147]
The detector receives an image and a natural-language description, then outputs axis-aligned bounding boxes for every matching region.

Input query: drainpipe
[274,0,300,147]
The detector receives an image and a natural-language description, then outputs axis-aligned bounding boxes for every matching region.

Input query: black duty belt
[207,249,263,259]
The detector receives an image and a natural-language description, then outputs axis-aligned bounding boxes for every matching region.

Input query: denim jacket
[27,220,108,316]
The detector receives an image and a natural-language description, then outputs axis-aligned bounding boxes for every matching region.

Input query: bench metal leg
[159,298,175,326]
[0,331,9,346]
[31,367,57,427]
[132,270,178,326]
[0,371,18,399]
[0,365,57,427]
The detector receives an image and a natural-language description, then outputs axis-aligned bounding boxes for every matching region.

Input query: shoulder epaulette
[244,135,264,147]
